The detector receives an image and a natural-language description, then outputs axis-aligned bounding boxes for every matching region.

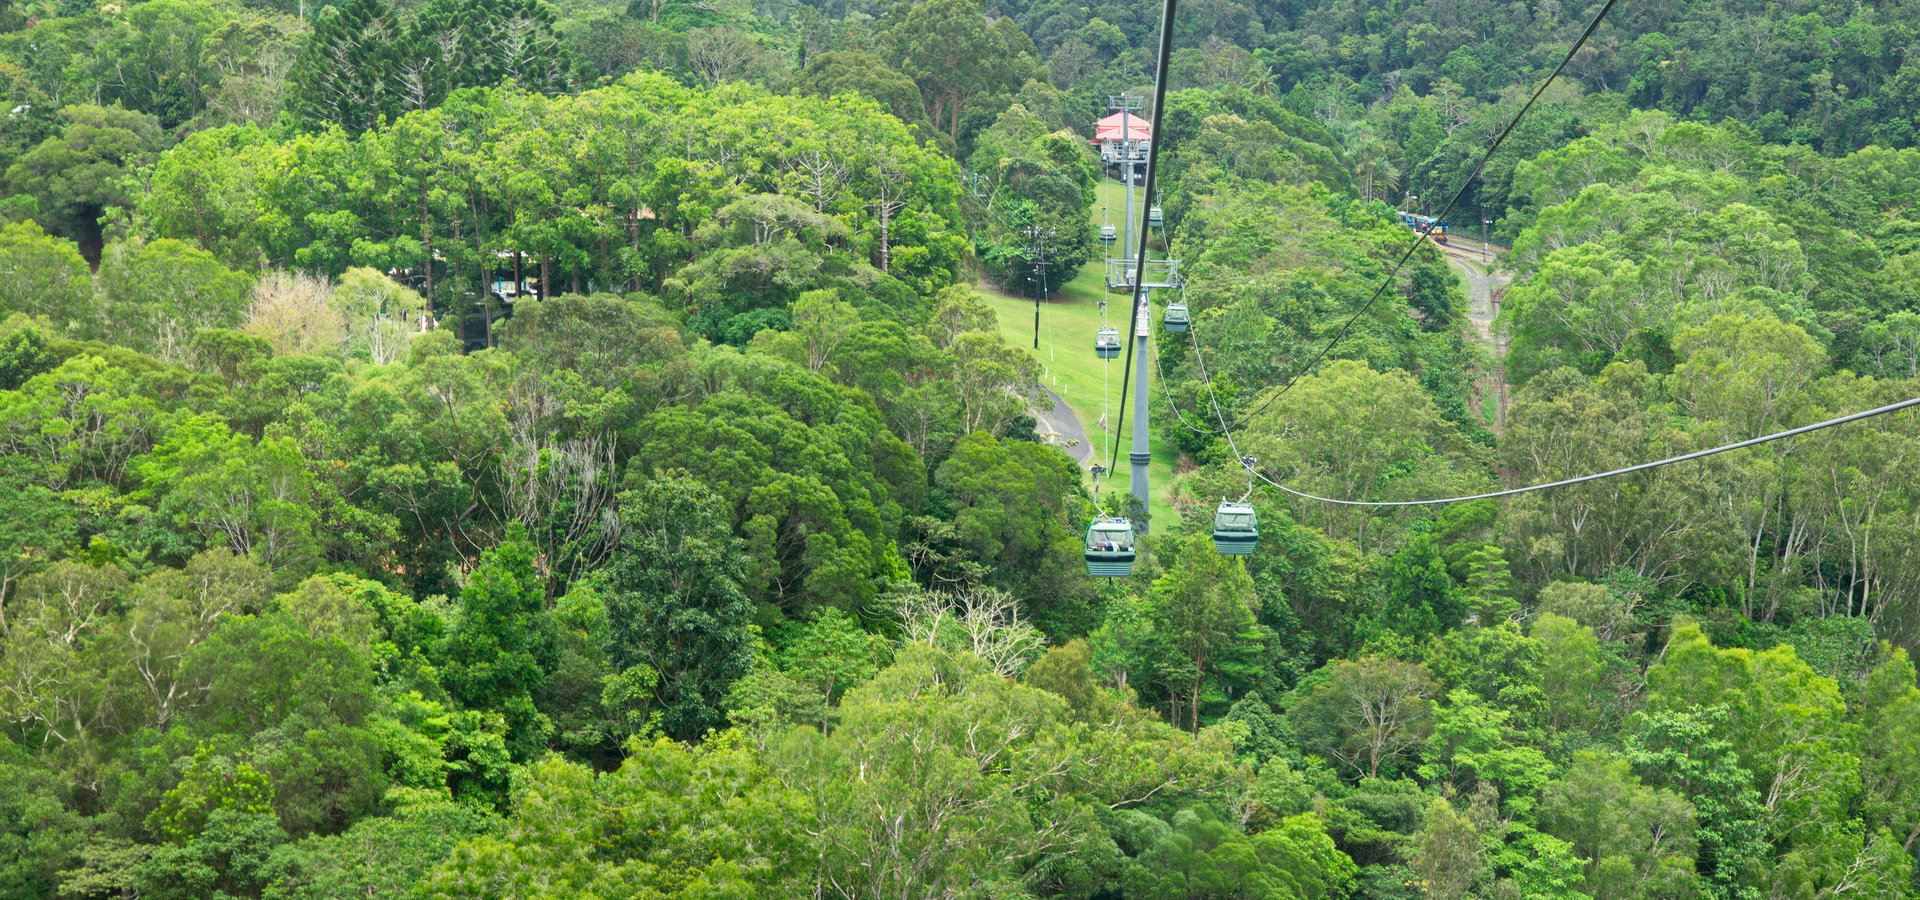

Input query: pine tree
[286,0,406,133]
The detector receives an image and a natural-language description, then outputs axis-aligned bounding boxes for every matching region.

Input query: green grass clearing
[978,175,1183,528]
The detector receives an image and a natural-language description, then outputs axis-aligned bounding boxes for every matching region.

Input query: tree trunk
[1190,676,1203,735]
[946,88,965,139]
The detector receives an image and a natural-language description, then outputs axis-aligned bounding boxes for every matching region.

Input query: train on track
[1397,211,1448,245]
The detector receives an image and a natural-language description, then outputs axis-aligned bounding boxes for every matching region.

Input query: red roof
[1092,112,1152,143]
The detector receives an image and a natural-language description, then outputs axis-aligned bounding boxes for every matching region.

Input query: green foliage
[439,527,557,760]
[146,76,967,307]
[1408,795,1486,900]
[789,50,939,140]
[879,0,1043,141]
[1118,806,1358,900]
[3,105,162,249]
[599,470,755,740]
[1417,689,1550,805]
[264,797,500,900]
[421,736,813,897]
[1147,534,1268,734]
[0,223,92,334]
[134,414,324,572]
[147,746,275,843]
[1288,655,1437,780]
[4,1,1920,895]
[287,0,572,134]
[0,323,54,391]
[930,431,1087,625]
[182,590,390,836]
[1241,360,1485,553]
[133,809,289,900]
[95,238,252,363]
[1537,751,1701,900]
[969,101,1100,294]
[767,642,1239,897]
[0,744,84,898]
[779,607,890,715]
[1622,705,1771,900]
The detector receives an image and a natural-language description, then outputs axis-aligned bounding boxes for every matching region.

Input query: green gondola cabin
[1163,301,1189,332]
[1212,501,1258,554]
[1084,517,1137,576]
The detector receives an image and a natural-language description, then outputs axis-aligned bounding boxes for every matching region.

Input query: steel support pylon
[1129,284,1151,531]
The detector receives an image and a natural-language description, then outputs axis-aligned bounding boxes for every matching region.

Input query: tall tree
[881,0,1042,140]
[3,105,163,259]
[440,527,558,759]
[1287,654,1437,779]
[285,0,406,133]
[1148,535,1266,734]
[599,470,755,741]
[0,222,93,335]
[1538,751,1701,900]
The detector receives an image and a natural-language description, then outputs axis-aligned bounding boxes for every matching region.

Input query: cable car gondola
[1099,223,1117,245]
[1148,206,1165,229]
[1163,301,1189,333]
[1084,517,1137,576]
[1095,326,1121,359]
[1212,501,1258,555]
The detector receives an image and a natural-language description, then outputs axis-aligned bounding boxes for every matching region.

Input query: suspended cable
[1181,312,1256,502]
[1149,331,1224,436]
[1180,271,1920,507]
[1222,0,1622,433]
[1099,300,1110,487]
[1107,0,1179,477]
[1180,297,1920,506]
[1244,394,1920,508]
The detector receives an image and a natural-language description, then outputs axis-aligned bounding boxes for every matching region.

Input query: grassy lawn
[979,176,1184,529]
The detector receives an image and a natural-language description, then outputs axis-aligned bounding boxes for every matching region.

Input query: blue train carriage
[1397,212,1448,245]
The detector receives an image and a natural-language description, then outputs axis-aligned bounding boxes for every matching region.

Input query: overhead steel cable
[1164,0,1920,509]
[1179,313,1257,502]
[1179,295,1920,506]
[1220,0,1623,434]
[1153,286,1226,438]
[1149,333,1224,436]
[1240,394,1920,508]
[1107,0,1179,477]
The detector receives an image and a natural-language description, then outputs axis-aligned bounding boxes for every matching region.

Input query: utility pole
[1481,210,1491,264]
[1024,225,1053,349]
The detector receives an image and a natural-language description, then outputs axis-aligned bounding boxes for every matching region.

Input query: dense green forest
[3,0,1920,896]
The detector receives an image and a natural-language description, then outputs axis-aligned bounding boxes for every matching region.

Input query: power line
[1222,0,1622,433]
[1247,394,1920,508]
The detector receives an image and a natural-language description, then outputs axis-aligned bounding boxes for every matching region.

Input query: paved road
[1034,387,1094,466]
[1441,245,1513,431]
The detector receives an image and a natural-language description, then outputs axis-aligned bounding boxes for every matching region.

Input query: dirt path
[1442,244,1513,431]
